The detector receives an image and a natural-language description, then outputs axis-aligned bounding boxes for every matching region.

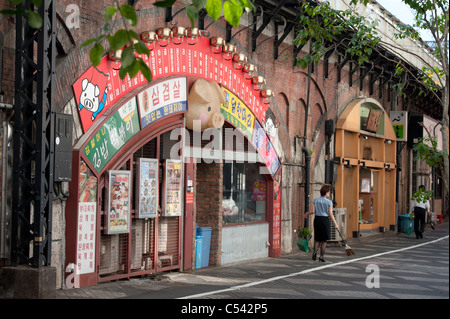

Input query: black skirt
[314,216,330,241]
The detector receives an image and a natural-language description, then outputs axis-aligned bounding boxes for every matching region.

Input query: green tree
[2,0,254,81]
[294,0,449,200]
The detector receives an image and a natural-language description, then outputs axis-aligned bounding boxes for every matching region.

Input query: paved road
[57,221,448,304]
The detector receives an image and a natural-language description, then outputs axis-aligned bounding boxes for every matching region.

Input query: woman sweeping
[306,185,339,262]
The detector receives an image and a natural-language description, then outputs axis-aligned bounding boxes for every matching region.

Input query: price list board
[163,159,182,217]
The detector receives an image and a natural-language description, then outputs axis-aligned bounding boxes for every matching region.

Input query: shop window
[359,168,380,224]
[222,162,267,225]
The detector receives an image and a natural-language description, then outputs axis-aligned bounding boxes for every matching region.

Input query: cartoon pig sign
[185,79,225,132]
[79,78,108,121]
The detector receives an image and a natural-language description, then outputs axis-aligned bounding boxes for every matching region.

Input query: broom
[336,228,355,256]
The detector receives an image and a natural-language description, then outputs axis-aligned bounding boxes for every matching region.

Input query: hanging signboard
[137,158,159,218]
[163,159,182,217]
[390,111,408,142]
[77,160,97,274]
[106,170,131,234]
[252,120,281,176]
[365,109,383,133]
[82,97,140,174]
[272,170,282,250]
[137,77,187,129]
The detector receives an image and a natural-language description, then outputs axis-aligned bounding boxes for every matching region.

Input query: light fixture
[260,89,273,98]
[156,27,172,46]
[186,27,199,45]
[359,160,367,170]
[252,76,266,91]
[243,63,257,79]
[186,27,199,38]
[343,159,352,168]
[232,53,247,70]
[384,140,392,144]
[222,43,236,60]
[141,31,158,43]
[210,36,224,54]
[171,26,186,44]
[108,49,122,61]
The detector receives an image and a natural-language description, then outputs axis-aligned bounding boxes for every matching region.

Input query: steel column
[12,0,55,268]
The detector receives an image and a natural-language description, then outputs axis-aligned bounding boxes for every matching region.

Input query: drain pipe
[303,62,312,227]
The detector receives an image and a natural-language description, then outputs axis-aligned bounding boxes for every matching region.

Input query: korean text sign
[221,87,255,140]
[137,77,187,128]
[82,97,140,173]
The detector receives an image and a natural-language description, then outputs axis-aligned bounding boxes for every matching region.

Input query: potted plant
[297,227,312,252]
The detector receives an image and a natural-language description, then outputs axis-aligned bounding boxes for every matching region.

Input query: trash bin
[196,227,212,268]
[195,235,203,269]
[398,214,413,234]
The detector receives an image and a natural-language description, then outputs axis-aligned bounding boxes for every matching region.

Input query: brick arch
[297,98,307,137]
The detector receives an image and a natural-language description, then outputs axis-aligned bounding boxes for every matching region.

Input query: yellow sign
[221,88,255,139]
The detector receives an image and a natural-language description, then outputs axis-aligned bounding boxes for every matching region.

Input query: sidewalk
[56,219,448,299]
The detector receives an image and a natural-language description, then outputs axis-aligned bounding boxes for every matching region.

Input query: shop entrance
[97,125,183,282]
[359,168,380,225]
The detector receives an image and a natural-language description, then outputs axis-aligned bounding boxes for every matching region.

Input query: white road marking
[178,235,449,299]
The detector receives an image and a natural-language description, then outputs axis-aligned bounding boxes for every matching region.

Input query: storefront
[65,29,281,287]
[334,98,397,238]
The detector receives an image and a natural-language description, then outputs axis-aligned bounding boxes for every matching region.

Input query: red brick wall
[195,161,222,266]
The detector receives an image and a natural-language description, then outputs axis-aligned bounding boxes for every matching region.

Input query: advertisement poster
[82,97,140,174]
[164,160,182,217]
[77,160,97,274]
[137,77,187,129]
[137,158,159,218]
[252,180,267,201]
[106,170,131,234]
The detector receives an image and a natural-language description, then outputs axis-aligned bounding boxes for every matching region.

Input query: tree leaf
[153,0,177,8]
[120,46,134,69]
[108,29,129,51]
[104,6,116,25]
[138,58,152,82]
[185,5,199,28]
[90,43,103,66]
[206,0,222,21]
[134,40,150,57]
[27,10,43,29]
[119,4,137,26]
[223,0,242,27]
[192,0,207,10]
[81,38,97,48]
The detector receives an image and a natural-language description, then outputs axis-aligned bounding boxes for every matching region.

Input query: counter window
[222,162,267,225]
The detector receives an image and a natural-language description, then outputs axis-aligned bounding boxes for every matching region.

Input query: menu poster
[137,158,159,218]
[163,159,182,217]
[106,170,131,234]
[77,160,97,274]
[360,178,371,193]
[77,202,96,274]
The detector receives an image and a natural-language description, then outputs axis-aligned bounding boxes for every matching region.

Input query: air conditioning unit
[329,208,347,241]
